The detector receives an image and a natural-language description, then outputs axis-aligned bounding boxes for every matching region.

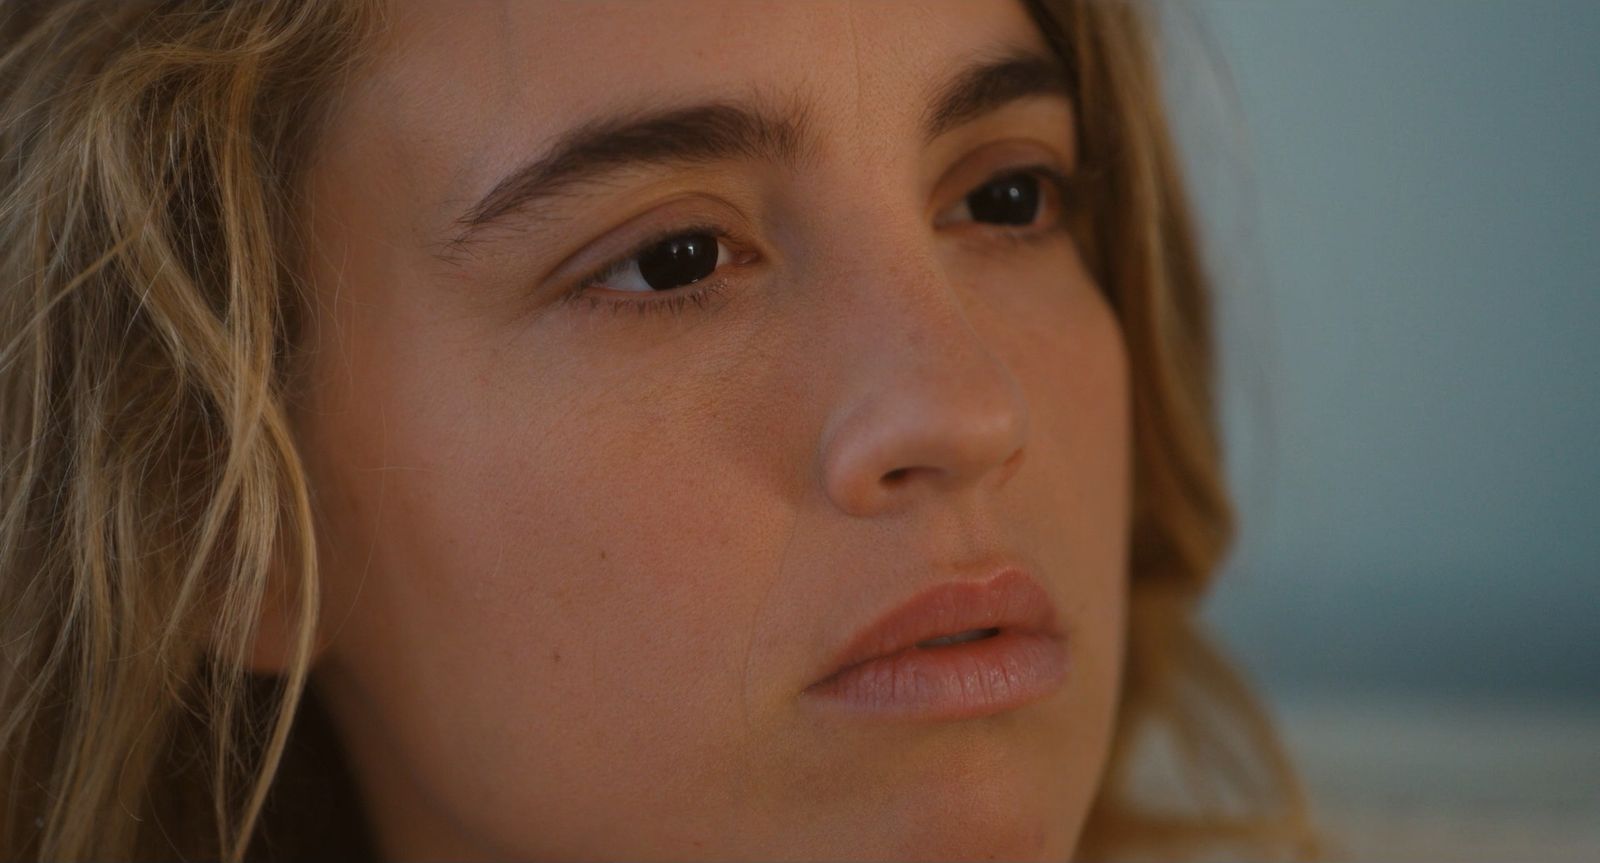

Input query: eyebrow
[922,49,1073,143]
[442,48,1072,256]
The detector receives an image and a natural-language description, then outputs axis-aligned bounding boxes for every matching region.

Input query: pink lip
[802,568,1067,721]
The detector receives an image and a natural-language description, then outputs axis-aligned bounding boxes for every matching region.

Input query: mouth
[803,569,1067,722]
[915,627,1002,648]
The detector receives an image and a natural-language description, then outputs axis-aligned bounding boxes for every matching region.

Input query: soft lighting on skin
[272,1,1130,859]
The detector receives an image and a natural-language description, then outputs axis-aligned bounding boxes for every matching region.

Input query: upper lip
[807,566,1061,688]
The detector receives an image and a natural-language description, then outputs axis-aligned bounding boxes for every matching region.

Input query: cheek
[296,239,1133,856]
[990,244,1131,571]
[995,262,1132,823]
[301,331,801,850]
[1046,289,1130,560]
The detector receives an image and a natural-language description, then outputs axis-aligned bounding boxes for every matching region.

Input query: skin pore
[277,0,1131,859]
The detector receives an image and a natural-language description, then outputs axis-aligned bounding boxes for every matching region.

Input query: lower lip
[802,631,1067,721]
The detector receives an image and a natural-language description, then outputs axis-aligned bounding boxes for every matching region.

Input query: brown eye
[965,173,1042,226]
[635,232,720,291]
[565,223,744,318]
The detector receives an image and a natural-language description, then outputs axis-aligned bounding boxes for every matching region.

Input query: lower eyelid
[564,277,733,319]
[560,238,752,318]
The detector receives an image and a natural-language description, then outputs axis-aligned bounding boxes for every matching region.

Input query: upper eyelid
[591,167,1061,271]
[548,195,751,286]
[565,147,1073,286]
[929,136,1072,199]
[575,221,732,290]
[971,163,1070,191]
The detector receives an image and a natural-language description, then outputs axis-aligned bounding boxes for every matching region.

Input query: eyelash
[555,222,736,319]
[557,165,1075,319]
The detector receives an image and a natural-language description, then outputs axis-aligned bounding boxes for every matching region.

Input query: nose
[818,269,1030,518]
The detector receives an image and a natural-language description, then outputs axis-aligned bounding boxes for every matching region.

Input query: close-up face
[291,0,1130,859]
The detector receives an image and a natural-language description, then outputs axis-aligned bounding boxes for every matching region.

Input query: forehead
[335,0,1052,220]
[375,0,1049,114]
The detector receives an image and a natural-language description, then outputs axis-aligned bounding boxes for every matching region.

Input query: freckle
[551,648,562,664]
[599,549,607,560]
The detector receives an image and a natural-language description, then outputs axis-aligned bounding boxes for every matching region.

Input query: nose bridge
[813,216,1031,518]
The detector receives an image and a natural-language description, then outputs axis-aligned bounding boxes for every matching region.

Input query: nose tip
[820,339,1030,517]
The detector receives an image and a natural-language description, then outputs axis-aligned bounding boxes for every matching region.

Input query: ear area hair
[241,562,309,676]
[236,521,329,677]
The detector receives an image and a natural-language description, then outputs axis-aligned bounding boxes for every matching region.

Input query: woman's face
[292,0,1129,859]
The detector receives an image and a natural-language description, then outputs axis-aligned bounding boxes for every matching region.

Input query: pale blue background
[1165,0,1599,704]
[1160,4,1600,854]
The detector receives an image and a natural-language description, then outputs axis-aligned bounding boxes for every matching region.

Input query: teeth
[916,627,1001,649]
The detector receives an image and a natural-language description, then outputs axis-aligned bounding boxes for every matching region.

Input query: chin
[888,817,1068,863]
[879,771,1078,863]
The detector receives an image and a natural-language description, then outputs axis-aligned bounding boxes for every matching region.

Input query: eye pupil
[967,174,1040,226]
[637,232,719,291]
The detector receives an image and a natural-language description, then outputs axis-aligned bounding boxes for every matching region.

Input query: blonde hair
[0,0,1318,859]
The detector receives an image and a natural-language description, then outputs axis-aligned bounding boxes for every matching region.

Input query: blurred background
[1157,1,1600,859]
